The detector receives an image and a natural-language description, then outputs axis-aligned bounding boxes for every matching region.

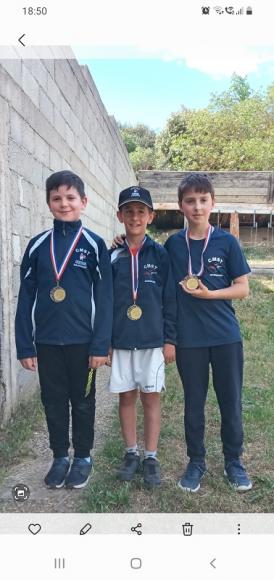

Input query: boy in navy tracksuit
[109,186,177,488]
[165,173,252,492]
[15,170,113,489]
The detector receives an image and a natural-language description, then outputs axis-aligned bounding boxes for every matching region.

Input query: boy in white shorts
[109,186,177,488]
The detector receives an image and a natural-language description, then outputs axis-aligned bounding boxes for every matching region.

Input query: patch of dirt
[0,367,114,513]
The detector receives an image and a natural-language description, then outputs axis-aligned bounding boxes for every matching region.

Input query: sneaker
[65,458,93,489]
[178,461,206,493]
[143,458,161,488]
[224,459,252,492]
[117,452,140,482]
[44,458,70,489]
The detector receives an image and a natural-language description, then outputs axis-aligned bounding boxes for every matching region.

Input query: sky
[75,59,274,131]
[72,0,274,131]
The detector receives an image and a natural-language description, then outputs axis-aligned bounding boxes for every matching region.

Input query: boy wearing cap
[109,186,177,488]
[15,170,113,490]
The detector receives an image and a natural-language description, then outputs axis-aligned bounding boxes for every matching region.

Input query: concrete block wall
[0,51,136,422]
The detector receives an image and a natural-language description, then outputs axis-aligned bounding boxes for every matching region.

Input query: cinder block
[22,121,35,154]
[42,58,55,78]
[65,123,74,150]
[34,133,50,166]
[22,64,39,108]
[49,148,62,172]
[1,59,22,87]
[60,94,71,125]
[53,107,67,139]
[24,60,48,90]
[12,265,21,298]
[55,60,79,108]
[39,89,54,125]
[12,234,22,264]
[12,205,31,237]
[47,73,61,109]
[0,94,9,145]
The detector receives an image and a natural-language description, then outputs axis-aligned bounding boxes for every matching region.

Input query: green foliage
[118,123,156,152]
[210,73,253,110]
[129,146,156,171]
[118,122,157,171]
[155,76,274,171]
[118,75,274,172]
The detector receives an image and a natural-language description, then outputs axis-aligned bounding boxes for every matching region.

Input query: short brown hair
[178,173,214,204]
[46,170,85,203]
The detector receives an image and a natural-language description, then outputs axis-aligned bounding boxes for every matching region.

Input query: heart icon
[28,523,41,535]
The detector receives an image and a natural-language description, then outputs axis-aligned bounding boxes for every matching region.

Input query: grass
[82,274,274,513]
[243,245,274,263]
[0,394,44,485]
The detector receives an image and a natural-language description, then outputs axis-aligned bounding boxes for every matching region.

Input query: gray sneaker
[117,452,141,481]
[44,458,70,489]
[178,461,206,493]
[224,459,252,492]
[143,458,161,488]
[65,458,93,489]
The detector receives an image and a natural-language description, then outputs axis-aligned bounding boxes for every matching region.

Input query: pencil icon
[80,523,92,535]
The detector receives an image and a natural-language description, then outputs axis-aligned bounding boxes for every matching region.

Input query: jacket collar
[53,219,82,233]
[121,234,154,252]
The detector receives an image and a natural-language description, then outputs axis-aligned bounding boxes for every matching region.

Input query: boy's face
[48,185,87,221]
[178,190,214,227]
[117,202,154,236]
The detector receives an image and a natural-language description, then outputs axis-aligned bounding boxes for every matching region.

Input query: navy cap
[118,186,153,210]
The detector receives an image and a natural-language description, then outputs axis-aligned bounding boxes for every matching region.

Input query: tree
[210,73,253,110]
[155,77,274,171]
[118,123,156,152]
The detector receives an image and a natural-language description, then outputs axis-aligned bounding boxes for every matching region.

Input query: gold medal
[127,304,143,320]
[50,285,66,303]
[184,276,199,290]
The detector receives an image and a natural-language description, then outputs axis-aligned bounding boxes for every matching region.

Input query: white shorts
[108,348,165,394]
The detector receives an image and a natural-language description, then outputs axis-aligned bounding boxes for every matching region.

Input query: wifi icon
[214,6,224,13]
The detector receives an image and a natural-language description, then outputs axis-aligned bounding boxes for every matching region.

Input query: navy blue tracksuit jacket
[110,236,177,350]
[15,219,113,359]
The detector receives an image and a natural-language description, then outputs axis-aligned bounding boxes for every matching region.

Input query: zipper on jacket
[62,223,66,236]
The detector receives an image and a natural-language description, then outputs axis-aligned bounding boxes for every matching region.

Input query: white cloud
[73,0,274,77]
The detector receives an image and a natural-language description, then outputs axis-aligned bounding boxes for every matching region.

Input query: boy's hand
[20,357,37,371]
[105,348,112,367]
[89,355,108,369]
[163,343,176,364]
[179,279,211,299]
[111,234,125,249]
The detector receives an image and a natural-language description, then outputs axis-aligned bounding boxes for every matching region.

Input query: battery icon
[246,6,252,14]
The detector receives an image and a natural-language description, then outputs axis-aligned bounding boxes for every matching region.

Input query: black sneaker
[44,458,70,489]
[65,458,93,489]
[143,458,161,488]
[117,452,140,481]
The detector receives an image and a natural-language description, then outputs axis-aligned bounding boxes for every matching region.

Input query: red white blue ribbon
[50,226,83,282]
[125,237,146,302]
[185,225,214,277]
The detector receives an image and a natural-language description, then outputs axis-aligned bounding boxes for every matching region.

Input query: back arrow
[210,558,216,569]
[18,34,26,47]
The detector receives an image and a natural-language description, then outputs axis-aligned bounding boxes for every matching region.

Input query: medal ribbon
[125,237,146,302]
[50,225,83,283]
[185,225,214,277]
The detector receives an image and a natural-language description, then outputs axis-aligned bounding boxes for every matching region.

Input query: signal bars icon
[202,6,253,15]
